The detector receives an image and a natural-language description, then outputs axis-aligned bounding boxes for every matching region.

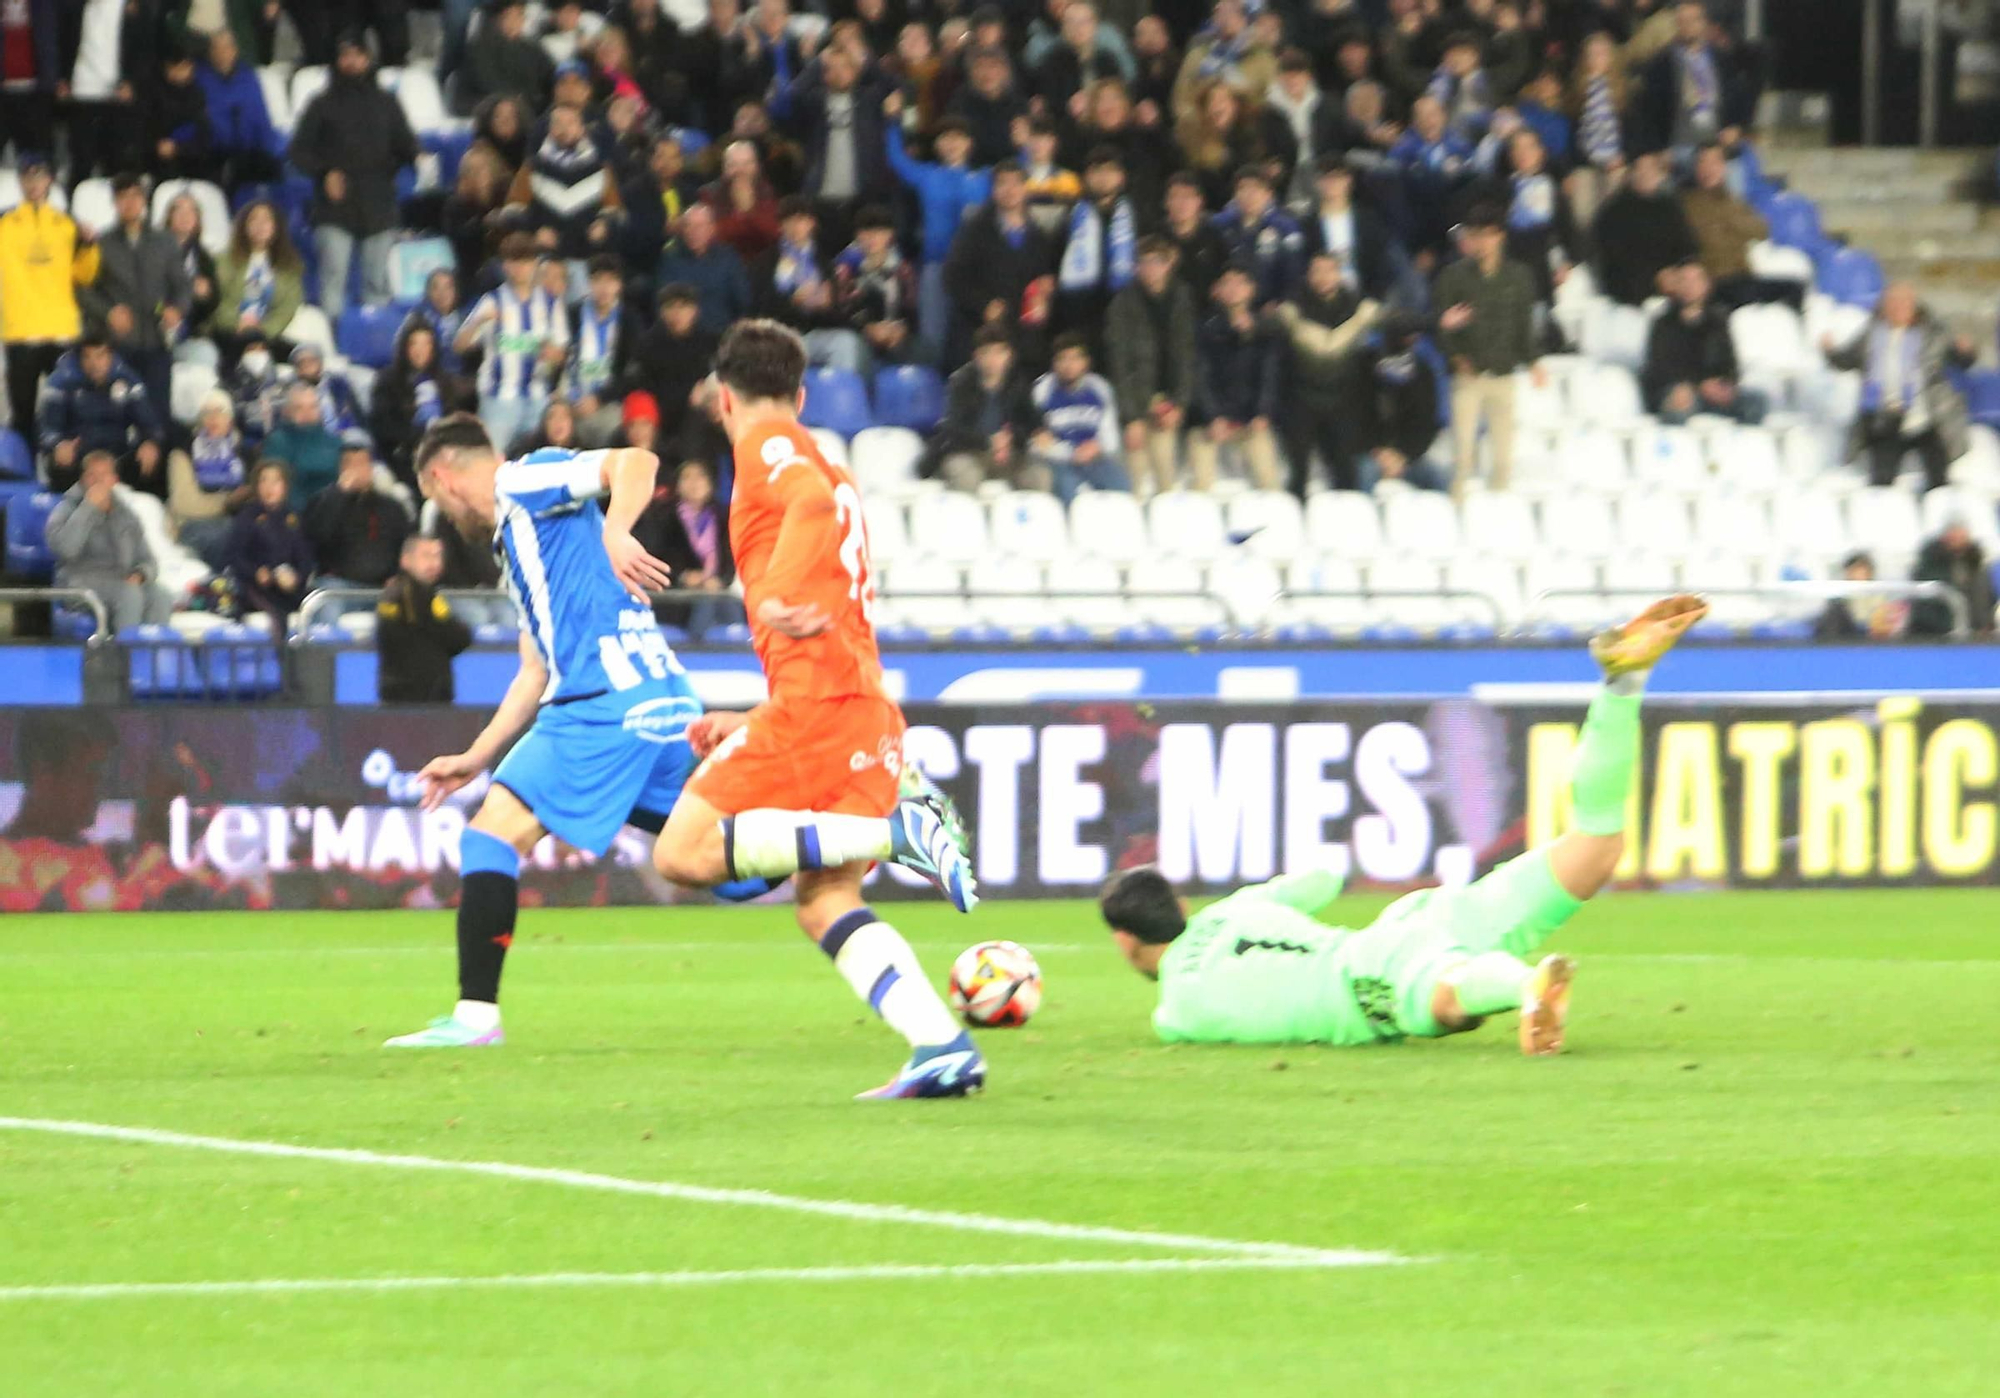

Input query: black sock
[456,871,517,1003]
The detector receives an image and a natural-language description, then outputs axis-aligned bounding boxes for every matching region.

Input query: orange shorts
[686,694,906,817]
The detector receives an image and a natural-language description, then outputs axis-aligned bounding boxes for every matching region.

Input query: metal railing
[291,586,744,641]
[0,586,111,643]
[1532,580,1972,637]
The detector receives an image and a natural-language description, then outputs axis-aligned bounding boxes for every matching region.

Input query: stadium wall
[4,697,1993,911]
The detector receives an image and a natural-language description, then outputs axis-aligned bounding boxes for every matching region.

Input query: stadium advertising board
[0,699,1992,911]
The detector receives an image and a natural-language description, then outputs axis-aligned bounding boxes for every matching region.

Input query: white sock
[455,999,501,1032]
[823,912,963,1050]
[1607,669,1649,696]
[724,811,895,880]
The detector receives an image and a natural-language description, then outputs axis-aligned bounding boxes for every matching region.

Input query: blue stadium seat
[799,367,873,438]
[1962,370,2000,428]
[1113,622,1173,643]
[702,621,753,644]
[472,622,516,645]
[4,490,58,581]
[1029,623,1088,643]
[300,623,347,645]
[670,126,711,156]
[1819,247,1884,309]
[874,622,927,645]
[0,428,31,479]
[657,625,689,644]
[1764,192,1822,250]
[337,304,409,369]
[872,364,946,432]
[1273,622,1335,642]
[54,607,100,640]
[120,626,186,699]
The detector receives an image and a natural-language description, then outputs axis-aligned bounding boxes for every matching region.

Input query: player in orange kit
[647,319,985,1099]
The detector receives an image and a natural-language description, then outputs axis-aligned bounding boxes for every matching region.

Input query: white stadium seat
[1381,488,1461,562]
[1068,490,1148,562]
[1602,554,1681,602]
[909,492,988,558]
[1846,486,1923,568]
[291,65,330,120]
[1572,364,1645,426]
[284,304,334,354]
[170,360,220,425]
[0,169,65,211]
[1046,557,1127,630]
[1582,300,1653,371]
[1513,365,1567,428]
[385,65,449,135]
[67,178,116,238]
[258,65,294,131]
[1305,490,1384,558]
[1688,555,1768,625]
[1748,239,1815,287]
[1616,490,1693,557]
[861,497,909,565]
[1226,490,1305,559]
[1445,555,1522,627]
[1524,556,1603,628]
[1127,558,1226,629]
[988,490,1070,561]
[1540,495,1618,559]
[1286,555,1360,596]
[1147,490,1227,559]
[1626,422,1709,491]
[151,179,231,254]
[1707,424,1785,492]
[1774,490,1849,569]
[1692,492,1773,558]
[1366,557,1449,631]
[965,556,1045,629]
[1555,426,1630,491]
[847,426,921,498]
[1209,555,1284,627]
[1922,486,2000,551]
[1460,490,1540,560]
[1280,557,1367,632]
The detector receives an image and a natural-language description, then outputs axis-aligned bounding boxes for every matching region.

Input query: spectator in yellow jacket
[0,154,100,441]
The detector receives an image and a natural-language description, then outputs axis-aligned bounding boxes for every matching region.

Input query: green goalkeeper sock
[1442,951,1533,1017]
[1571,688,1642,836]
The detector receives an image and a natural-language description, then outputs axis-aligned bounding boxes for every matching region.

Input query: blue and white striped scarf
[1678,44,1719,128]
[1058,196,1136,294]
[1580,75,1622,167]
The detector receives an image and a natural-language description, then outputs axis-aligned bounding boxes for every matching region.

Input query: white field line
[0,1255,1395,1304]
[0,1118,1392,1266]
[0,943,1105,960]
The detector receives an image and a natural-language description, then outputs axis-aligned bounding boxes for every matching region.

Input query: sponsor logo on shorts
[621,696,696,745]
[848,737,904,775]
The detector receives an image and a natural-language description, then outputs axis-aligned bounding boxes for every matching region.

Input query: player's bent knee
[470,784,544,855]
[652,810,728,886]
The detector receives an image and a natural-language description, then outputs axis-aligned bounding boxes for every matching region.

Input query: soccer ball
[948,940,1043,1028]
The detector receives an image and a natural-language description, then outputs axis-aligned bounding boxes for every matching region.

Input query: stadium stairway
[1756,141,1998,357]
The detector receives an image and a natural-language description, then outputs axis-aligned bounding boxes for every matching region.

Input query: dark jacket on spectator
[197,56,286,159]
[1105,277,1197,424]
[942,205,1057,359]
[1636,41,1750,154]
[81,223,192,354]
[226,497,315,593]
[1642,300,1740,412]
[629,323,719,441]
[258,421,344,507]
[1300,200,1400,302]
[1195,311,1283,424]
[305,483,410,586]
[1274,287,1379,411]
[291,60,421,237]
[372,360,475,484]
[1211,202,1306,306]
[377,571,472,702]
[948,84,1030,168]
[1167,217,1230,307]
[1591,183,1698,305]
[1912,535,1996,637]
[1359,344,1444,462]
[656,240,754,334]
[1434,255,1538,375]
[780,63,895,202]
[923,360,1039,475]
[35,350,162,464]
[461,23,555,114]
[144,68,211,176]
[507,128,625,259]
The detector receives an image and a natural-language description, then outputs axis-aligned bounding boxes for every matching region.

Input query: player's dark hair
[1099,867,1186,945]
[413,413,498,476]
[715,319,808,402]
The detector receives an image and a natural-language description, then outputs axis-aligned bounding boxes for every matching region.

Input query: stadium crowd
[0,0,1994,643]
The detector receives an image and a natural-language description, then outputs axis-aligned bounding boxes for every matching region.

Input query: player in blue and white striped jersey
[384,415,765,1049]
[455,233,571,457]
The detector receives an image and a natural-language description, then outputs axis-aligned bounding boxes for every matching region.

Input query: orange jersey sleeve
[730,421,888,705]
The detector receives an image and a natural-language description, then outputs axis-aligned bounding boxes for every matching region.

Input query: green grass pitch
[3,889,1998,1397]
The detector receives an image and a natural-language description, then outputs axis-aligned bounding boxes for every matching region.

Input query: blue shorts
[491,679,702,854]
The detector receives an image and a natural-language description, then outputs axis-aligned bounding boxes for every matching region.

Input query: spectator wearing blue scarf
[1056,148,1137,361]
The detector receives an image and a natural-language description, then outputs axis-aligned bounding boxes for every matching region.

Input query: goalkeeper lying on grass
[1099,595,1707,1056]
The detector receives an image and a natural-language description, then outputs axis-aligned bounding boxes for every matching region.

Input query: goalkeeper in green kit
[1099,596,1706,1057]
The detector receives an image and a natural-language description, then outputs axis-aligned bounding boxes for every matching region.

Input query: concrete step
[1854,230,2000,260]
[1817,202,1984,234]
[1758,146,1984,177]
[1785,177,1971,208]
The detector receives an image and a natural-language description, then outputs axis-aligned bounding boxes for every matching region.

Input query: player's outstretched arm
[418,633,549,811]
[1233,869,1347,915]
[597,447,674,597]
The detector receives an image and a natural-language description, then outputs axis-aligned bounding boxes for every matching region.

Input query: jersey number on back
[831,482,877,626]
[598,629,684,691]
